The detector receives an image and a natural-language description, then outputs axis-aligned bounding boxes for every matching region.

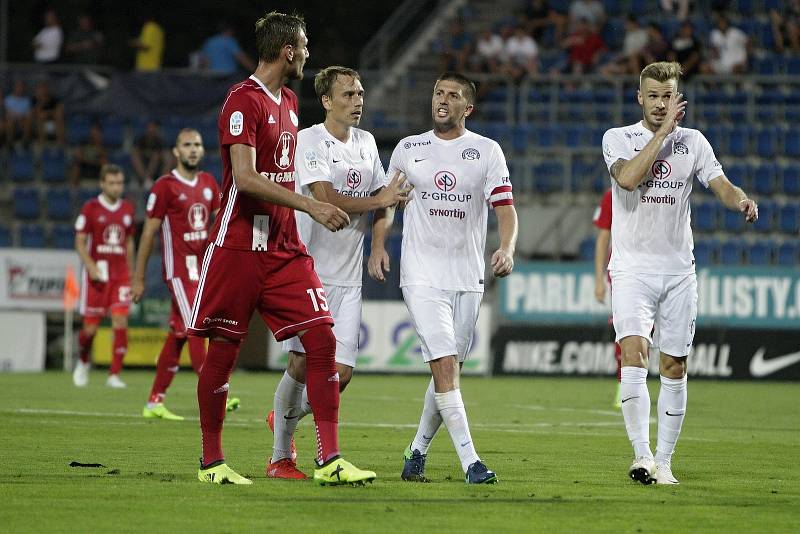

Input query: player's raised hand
[740,198,758,223]
[491,248,514,277]
[376,171,414,208]
[368,247,390,283]
[657,92,687,136]
[131,278,145,303]
[310,200,350,232]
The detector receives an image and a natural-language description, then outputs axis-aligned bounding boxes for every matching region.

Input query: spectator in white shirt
[703,15,748,74]
[473,29,505,73]
[568,0,606,32]
[32,9,63,63]
[601,15,648,75]
[504,26,539,81]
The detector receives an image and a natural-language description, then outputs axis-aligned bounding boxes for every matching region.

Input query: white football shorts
[282,284,362,368]
[610,271,697,357]
[402,285,482,363]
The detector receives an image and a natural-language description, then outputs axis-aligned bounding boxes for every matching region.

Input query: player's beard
[181,158,200,171]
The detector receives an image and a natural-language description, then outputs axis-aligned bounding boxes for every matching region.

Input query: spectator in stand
[473,28,505,73]
[438,19,474,72]
[130,120,169,188]
[65,14,105,64]
[524,0,566,46]
[770,0,800,54]
[702,14,748,74]
[638,23,670,67]
[71,122,108,183]
[601,15,648,75]
[130,15,165,71]
[568,0,605,32]
[32,80,65,147]
[669,21,701,78]
[660,0,690,22]
[32,9,63,64]
[559,18,607,74]
[504,26,539,81]
[4,80,33,147]
[200,22,255,76]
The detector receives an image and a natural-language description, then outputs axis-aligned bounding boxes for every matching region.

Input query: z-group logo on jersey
[673,141,689,155]
[434,170,457,192]
[274,131,296,170]
[462,148,480,160]
[346,169,362,189]
[651,160,672,179]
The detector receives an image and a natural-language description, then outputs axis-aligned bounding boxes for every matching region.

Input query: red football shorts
[188,244,333,341]
[80,276,131,318]
[167,277,197,338]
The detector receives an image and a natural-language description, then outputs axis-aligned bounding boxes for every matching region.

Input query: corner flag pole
[63,265,80,371]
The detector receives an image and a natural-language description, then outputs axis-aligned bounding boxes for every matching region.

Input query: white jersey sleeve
[387,141,409,184]
[297,130,332,187]
[483,141,513,207]
[693,131,724,187]
[602,128,634,171]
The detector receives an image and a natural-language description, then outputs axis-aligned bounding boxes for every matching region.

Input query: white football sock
[299,386,313,418]
[271,371,305,463]
[620,366,652,459]
[435,388,479,473]
[410,378,443,454]
[655,375,687,465]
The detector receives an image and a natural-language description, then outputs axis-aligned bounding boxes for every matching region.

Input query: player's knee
[660,354,686,378]
[82,317,100,335]
[337,365,353,392]
[111,313,128,329]
[287,351,307,382]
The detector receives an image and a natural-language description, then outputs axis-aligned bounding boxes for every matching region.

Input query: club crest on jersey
[188,203,209,231]
[346,169,362,189]
[98,224,125,254]
[230,111,244,136]
[289,109,299,127]
[203,187,213,201]
[275,131,296,169]
[651,160,672,179]
[434,170,457,192]
[462,148,480,160]
[673,141,689,155]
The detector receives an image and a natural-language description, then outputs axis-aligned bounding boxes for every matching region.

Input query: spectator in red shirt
[561,18,607,74]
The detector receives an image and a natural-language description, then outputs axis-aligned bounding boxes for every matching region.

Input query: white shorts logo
[230,111,244,136]
[146,193,157,212]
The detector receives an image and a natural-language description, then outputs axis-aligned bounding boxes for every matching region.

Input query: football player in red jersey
[132,128,240,420]
[189,11,375,485]
[73,164,135,389]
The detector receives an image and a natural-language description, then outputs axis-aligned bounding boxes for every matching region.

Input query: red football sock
[197,338,239,466]
[109,327,127,375]
[147,332,186,404]
[187,335,207,375]
[301,325,340,464]
[78,329,95,364]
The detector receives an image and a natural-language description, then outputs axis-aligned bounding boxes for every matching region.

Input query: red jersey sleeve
[219,88,260,148]
[146,178,170,219]
[75,202,93,234]
[592,189,612,230]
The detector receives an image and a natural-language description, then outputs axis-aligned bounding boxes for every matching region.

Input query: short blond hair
[639,61,682,87]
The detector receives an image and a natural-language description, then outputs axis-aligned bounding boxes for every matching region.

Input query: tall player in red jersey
[593,188,623,408]
[73,164,135,389]
[189,11,375,485]
[132,128,240,420]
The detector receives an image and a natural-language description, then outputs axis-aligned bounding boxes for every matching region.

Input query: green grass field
[1,370,797,533]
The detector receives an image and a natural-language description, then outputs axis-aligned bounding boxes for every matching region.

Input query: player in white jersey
[371,72,518,484]
[602,62,758,485]
[267,66,410,480]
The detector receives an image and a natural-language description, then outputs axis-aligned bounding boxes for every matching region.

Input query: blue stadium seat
[719,240,745,265]
[46,188,73,220]
[203,154,222,182]
[66,114,94,144]
[693,201,718,232]
[785,128,800,158]
[100,117,126,148]
[725,162,749,189]
[754,56,780,75]
[723,208,745,232]
[19,224,46,248]
[565,125,590,147]
[781,165,800,195]
[511,125,529,153]
[779,204,800,234]
[579,237,595,261]
[753,201,776,233]
[704,125,724,153]
[693,239,719,266]
[533,162,565,193]
[727,126,749,157]
[756,127,779,158]
[777,241,799,266]
[9,151,34,183]
[0,225,11,247]
[753,163,778,195]
[531,125,562,148]
[199,118,219,150]
[109,150,131,173]
[787,57,800,75]
[51,224,74,250]
[78,187,100,207]
[747,241,775,265]
[13,188,40,220]
[41,148,68,183]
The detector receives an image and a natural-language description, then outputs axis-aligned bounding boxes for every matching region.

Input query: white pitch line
[511,404,622,417]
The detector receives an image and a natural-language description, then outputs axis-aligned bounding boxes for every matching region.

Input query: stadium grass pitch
[0,370,797,533]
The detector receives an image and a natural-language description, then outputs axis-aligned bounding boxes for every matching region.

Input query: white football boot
[628,456,656,485]
[106,374,127,389]
[655,462,679,485]
[72,361,90,387]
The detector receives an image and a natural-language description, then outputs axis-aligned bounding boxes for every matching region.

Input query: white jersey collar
[249,75,282,105]
[98,194,121,212]
[171,169,199,187]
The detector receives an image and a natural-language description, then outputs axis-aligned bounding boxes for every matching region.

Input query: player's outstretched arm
[230,144,349,232]
[367,206,394,282]
[709,175,758,223]
[491,205,518,278]
[75,232,100,281]
[308,171,411,215]
[612,92,687,191]
[131,217,162,303]
[594,228,610,303]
